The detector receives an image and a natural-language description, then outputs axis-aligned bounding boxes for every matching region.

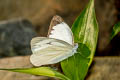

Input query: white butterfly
[30,15,78,66]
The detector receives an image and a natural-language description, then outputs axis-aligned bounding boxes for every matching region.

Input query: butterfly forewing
[30,37,74,66]
[48,15,74,45]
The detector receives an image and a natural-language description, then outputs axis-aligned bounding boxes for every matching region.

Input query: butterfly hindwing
[30,37,74,66]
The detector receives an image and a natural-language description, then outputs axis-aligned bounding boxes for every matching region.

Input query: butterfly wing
[48,15,74,45]
[30,37,74,66]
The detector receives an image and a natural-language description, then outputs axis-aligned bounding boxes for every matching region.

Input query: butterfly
[30,15,78,66]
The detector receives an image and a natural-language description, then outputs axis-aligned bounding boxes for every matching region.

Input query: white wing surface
[48,15,74,45]
[30,37,75,66]
[49,22,73,45]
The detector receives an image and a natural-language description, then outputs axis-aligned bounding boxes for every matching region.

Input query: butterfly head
[72,43,78,53]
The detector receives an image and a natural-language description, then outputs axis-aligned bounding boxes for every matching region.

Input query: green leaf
[61,0,98,79]
[0,67,70,80]
[110,22,120,40]
[61,44,91,80]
